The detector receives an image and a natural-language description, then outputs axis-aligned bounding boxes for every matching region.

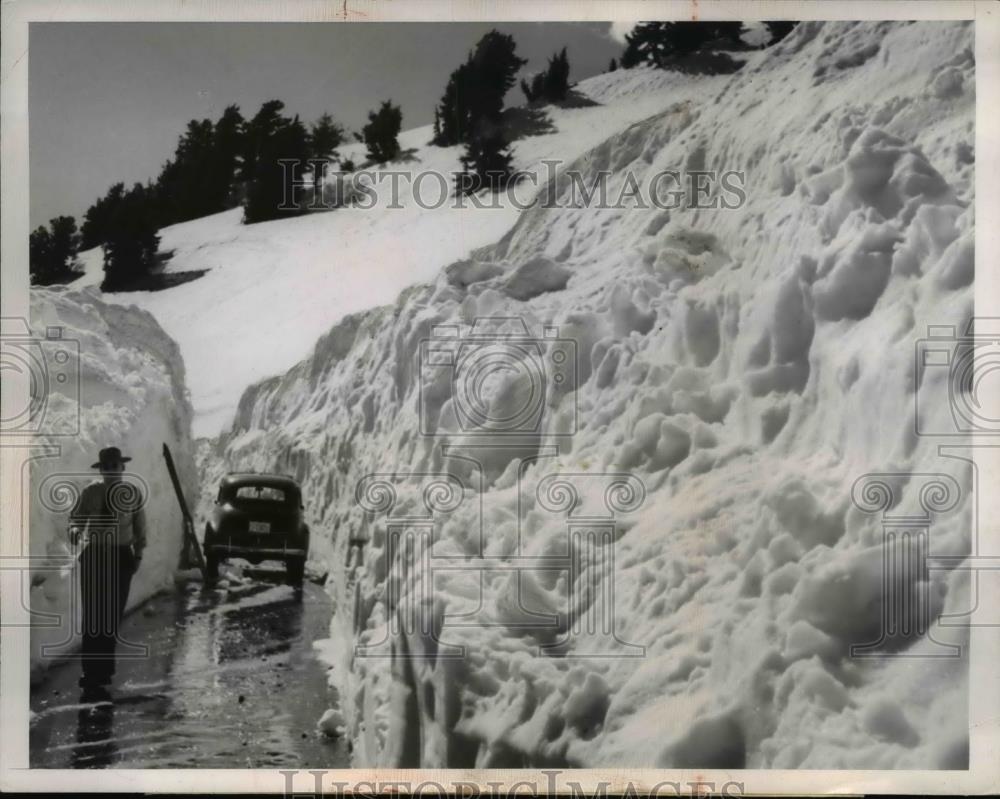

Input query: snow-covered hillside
[28,287,198,682]
[207,20,975,768]
[74,67,719,438]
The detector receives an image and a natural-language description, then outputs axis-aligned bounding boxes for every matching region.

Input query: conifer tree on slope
[308,112,345,192]
[30,215,81,286]
[362,101,402,164]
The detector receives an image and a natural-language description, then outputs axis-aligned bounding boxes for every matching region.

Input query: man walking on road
[69,447,147,697]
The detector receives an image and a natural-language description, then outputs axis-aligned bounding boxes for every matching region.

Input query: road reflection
[72,700,115,768]
[30,568,346,769]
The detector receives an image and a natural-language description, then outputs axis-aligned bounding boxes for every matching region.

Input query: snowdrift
[28,287,198,682]
[213,22,974,768]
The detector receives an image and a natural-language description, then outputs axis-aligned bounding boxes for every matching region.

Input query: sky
[29,22,627,230]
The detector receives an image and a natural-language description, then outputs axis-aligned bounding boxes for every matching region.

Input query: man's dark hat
[91,446,132,469]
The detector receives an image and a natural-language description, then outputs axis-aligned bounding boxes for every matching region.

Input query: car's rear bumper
[207,544,307,558]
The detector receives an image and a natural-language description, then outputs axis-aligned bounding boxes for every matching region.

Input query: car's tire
[204,525,220,582]
[286,557,305,587]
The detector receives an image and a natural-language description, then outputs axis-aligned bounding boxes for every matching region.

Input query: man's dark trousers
[79,534,136,687]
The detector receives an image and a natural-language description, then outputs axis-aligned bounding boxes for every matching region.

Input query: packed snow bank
[72,67,723,438]
[215,21,974,768]
[28,287,197,682]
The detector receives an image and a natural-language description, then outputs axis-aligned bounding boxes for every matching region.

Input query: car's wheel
[204,525,220,582]
[286,557,305,587]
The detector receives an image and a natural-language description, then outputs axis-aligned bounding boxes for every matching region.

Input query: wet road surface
[30,569,348,768]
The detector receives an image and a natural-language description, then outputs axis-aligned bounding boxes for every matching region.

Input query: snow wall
[214,22,976,768]
[28,286,198,683]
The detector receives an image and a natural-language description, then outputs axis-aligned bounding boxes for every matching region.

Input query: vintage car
[204,473,310,585]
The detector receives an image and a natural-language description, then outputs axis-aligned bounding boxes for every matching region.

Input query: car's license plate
[249,521,270,533]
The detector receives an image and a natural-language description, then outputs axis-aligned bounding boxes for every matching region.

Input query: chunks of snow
[208,21,974,769]
[502,256,572,301]
[930,67,964,100]
[620,413,691,472]
[318,707,346,738]
[812,218,901,321]
[862,698,920,747]
[445,259,504,289]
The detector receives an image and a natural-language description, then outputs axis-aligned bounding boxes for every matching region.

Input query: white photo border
[2,0,998,794]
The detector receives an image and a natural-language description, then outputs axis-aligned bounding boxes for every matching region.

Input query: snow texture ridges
[212,22,975,769]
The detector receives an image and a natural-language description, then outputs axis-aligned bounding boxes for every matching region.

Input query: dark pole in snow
[162,442,207,578]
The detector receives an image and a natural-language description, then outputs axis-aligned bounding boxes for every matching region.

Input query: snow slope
[28,287,198,682]
[72,67,727,438]
[209,21,976,769]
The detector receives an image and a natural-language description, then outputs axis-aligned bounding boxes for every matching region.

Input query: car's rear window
[234,485,288,502]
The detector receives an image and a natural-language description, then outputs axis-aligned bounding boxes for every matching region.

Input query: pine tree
[151,105,245,227]
[608,57,618,72]
[621,22,662,68]
[457,128,517,195]
[30,215,82,286]
[308,113,344,191]
[49,216,80,278]
[29,226,53,283]
[240,100,287,184]
[156,118,217,225]
[521,48,570,105]
[543,48,570,102]
[434,58,474,146]
[708,22,746,49]
[209,104,246,209]
[764,21,798,45]
[521,72,545,104]
[101,183,160,291]
[465,30,526,128]
[433,30,526,146]
[81,182,126,250]
[362,101,402,164]
[621,21,745,72]
[243,113,312,223]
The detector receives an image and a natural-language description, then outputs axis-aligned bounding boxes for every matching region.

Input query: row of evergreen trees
[621,21,797,70]
[431,23,796,192]
[32,22,800,290]
[31,98,403,289]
